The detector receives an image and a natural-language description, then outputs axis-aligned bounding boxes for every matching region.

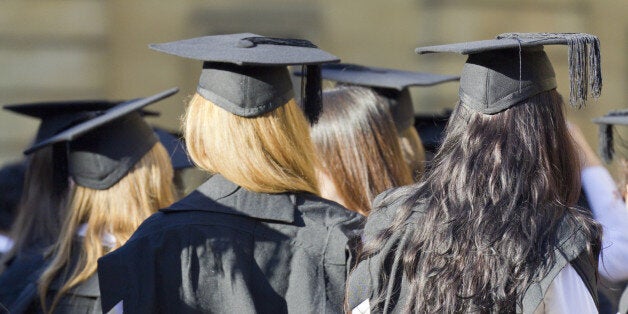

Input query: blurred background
[1,0,626,175]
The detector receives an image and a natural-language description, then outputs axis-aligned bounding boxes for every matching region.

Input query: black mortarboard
[303,63,458,132]
[23,88,178,190]
[149,33,340,123]
[593,109,628,163]
[4,100,159,144]
[154,128,193,170]
[416,33,602,114]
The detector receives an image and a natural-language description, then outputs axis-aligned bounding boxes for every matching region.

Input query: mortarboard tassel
[497,33,602,108]
[241,36,323,124]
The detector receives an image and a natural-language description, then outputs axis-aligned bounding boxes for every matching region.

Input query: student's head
[2,99,131,262]
[311,63,459,179]
[152,33,340,195]
[311,86,413,215]
[360,33,603,312]
[593,108,628,200]
[35,90,177,312]
[184,93,319,195]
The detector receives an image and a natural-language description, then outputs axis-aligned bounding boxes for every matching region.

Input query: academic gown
[346,189,599,314]
[97,174,364,314]
[0,249,47,311]
[5,238,103,314]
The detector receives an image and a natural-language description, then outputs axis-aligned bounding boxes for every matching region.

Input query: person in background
[97,34,363,313]
[2,89,178,313]
[347,33,603,313]
[301,63,458,180]
[575,109,628,313]
[0,99,136,309]
[0,161,26,257]
[312,86,413,216]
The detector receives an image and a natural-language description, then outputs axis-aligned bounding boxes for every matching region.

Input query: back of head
[5,147,69,264]
[366,89,600,312]
[39,141,175,312]
[184,93,320,195]
[311,86,413,215]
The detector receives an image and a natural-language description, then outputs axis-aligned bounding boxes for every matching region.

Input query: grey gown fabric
[97,174,364,313]
[346,189,598,314]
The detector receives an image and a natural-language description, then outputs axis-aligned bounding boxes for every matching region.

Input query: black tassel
[240,37,317,48]
[52,143,69,197]
[497,33,602,108]
[303,65,323,125]
[599,124,614,163]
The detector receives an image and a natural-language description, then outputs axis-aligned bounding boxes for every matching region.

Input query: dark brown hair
[360,89,601,312]
[311,86,413,216]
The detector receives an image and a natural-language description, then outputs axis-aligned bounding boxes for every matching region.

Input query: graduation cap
[414,110,452,154]
[416,33,602,114]
[295,63,459,132]
[153,128,193,170]
[593,109,628,163]
[149,33,340,123]
[23,87,178,190]
[4,100,159,145]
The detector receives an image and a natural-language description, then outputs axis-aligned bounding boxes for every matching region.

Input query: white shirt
[581,166,628,281]
[533,264,598,313]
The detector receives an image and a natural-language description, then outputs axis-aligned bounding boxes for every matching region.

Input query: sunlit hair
[311,86,413,216]
[397,126,426,180]
[359,89,601,312]
[1,147,69,270]
[183,93,319,195]
[38,143,175,313]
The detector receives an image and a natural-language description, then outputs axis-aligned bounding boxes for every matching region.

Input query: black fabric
[14,238,104,314]
[416,32,602,113]
[570,250,600,308]
[296,63,459,130]
[149,33,339,66]
[153,128,193,170]
[197,62,295,117]
[0,251,47,312]
[346,188,598,313]
[23,88,177,155]
[459,47,557,114]
[69,112,157,190]
[374,88,415,132]
[97,174,364,313]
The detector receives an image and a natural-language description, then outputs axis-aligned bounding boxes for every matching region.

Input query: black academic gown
[9,238,103,314]
[0,249,47,311]
[97,174,364,314]
[346,190,599,314]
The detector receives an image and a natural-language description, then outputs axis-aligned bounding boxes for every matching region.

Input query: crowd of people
[0,32,626,313]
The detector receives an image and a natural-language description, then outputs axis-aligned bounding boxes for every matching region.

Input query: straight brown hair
[311,86,413,215]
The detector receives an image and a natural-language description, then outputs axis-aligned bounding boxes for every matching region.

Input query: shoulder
[298,193,365,230]
[365,187,423,241]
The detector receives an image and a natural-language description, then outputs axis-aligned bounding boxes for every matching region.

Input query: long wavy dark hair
[360,89,601,312]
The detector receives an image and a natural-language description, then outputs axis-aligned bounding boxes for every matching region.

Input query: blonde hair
[183,93,319,195]
[311,86,413,215]
[38,143,176,313]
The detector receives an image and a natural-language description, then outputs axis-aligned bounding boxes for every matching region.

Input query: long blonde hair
[311,86,413,215]
[183,93,319,195]
[38,143,175,312]
[1,147,69,270]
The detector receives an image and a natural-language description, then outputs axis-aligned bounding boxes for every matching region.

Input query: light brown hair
[311,86,413,215]
[38,143,176,312]
[1,147,69,270]
[183,93,319,195]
